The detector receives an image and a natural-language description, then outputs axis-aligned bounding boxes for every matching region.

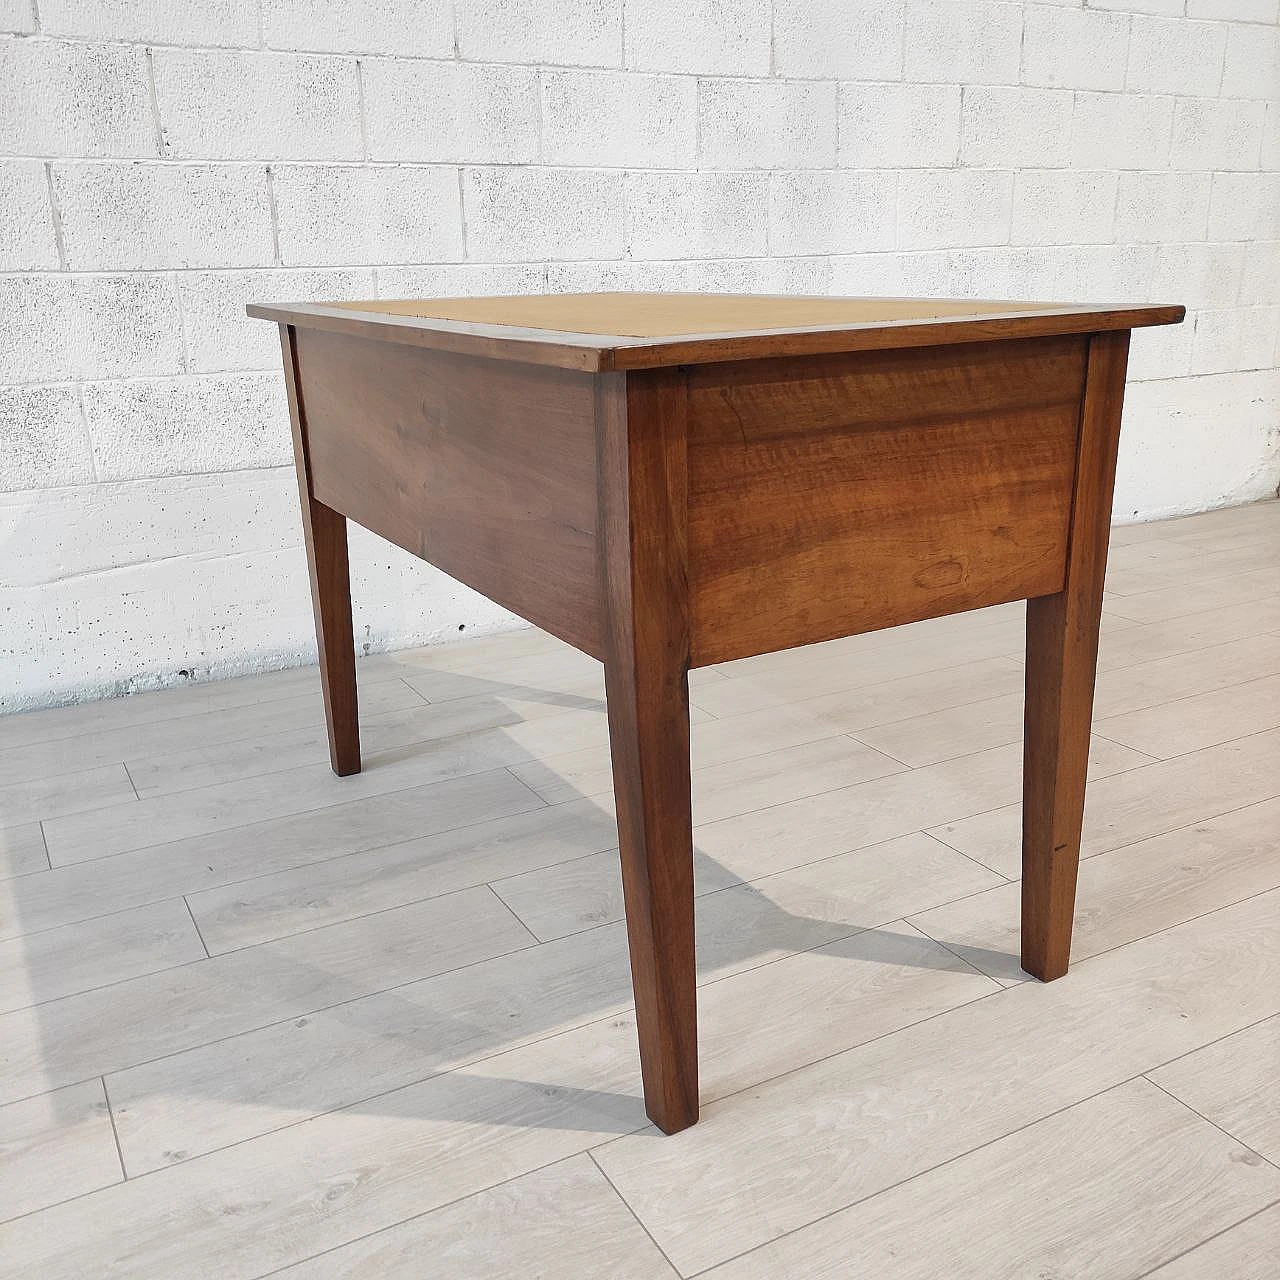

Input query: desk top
[250,291,1184,373]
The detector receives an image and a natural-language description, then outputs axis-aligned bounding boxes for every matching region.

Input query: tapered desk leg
[597,370,698,1135]
[280,323,361,777]
[1022,330,1130,981]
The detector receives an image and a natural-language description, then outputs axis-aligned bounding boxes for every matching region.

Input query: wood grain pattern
[293,327,604,658]
[686,337,1086,666]
[281,324,360,776]
[249,293,1184,372]
[596,367,698,1135]
[1022,329,1131,981]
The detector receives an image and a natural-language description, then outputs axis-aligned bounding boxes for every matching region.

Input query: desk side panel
[292,327,604,657]
[686,336,1087,666]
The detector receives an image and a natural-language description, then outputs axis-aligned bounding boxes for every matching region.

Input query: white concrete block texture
[0,2,1277,708]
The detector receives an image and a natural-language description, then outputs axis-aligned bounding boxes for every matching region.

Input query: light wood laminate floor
[1,500,1278,1278]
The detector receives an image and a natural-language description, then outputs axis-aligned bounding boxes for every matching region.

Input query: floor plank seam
[1128,1194,1280,1280]
[244,1154,598,1280]
[100,1075,128,1184]
[19,760,568,896]
[1142,1074,1280,1175]
[120,761,141,803]
[586,1150,685,1279]
[2,901,1009,1192]
[676,1070,1160,1280]
[899,915,1017,986]
[482,880,544,947]
[38,760,552,871]
[182,895,211,960]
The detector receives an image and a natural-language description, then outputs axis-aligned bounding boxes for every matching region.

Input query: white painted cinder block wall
[2,0,1278,711]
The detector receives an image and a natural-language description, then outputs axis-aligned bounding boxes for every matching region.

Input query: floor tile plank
[591,889,1280,1275]
[272,1155,679,1279]
[40,715,601,866]
[0,768,543,942]
[1143,1202,1280,1279]
[0,825,48,880]
[111,832,997,1176]
[1149,1015,1280,1167]
[0,765,136,829]
[700,1079,1280,1280]
[189,797,619,955]
[911,796,1280,984]
[931,726,1280,878]
[0,884,534,1107]
[1097,672,1280,758]
[0,1079,122,1222]
[0,677,425,791]
[0,898,205,1014]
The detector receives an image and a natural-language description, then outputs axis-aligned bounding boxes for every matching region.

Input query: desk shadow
[2,659,1014,1153]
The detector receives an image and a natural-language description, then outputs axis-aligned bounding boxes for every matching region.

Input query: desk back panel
[685,335,1088,666]
[292,327,605,658]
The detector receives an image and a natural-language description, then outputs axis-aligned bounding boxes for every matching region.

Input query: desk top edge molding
[247,292,1185,372]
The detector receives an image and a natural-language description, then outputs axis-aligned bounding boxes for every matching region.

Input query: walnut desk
[250,292,1184,1135]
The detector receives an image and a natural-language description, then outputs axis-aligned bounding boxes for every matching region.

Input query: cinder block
[961,86,1072,168]
[627,255,832,295]
[897,169,1014,250]
[773,0,905,80]
[1115,370,1280,519]
[0,273,183,383]
[1222,25,1280,99]
[839,83,960,168]
[0,160,59,269]
[541,70,696,168]
[546,260,639,292]
[262,0,454,56]
[1171,98,1265,171]
[1087,0,1183,17]
[458,0,622,67]
[39,0,258,44]
[1238,241,1280,306]
[1151,242,1246,307]
[1208,172,1280,241]
[626,171,768,259]
[152,50,362,161]
[1011,170,1118,246]
[1126,16,1229,98]
[1046,244,1156,301]
[463,167,625,261]
[1263,103,1280,170]
[83,374,291,481]
[1115,172,1212,243]
[1,1,35,34]
[625,0,770,75]
[829,250,951,298]
[945,246,1060,300]
[376,263,545,298]
[769,171,896,256]
[904,0,1023,86]
[1071,92,1173,170]
[1126,323,1194,383]
[53,163,274,270]
[0,385,92,491]
[1020,6,1129,92]
[699,80,837,169]
[273,164,464,266]
[1188,0,1280,19]
[1191,307,1280,375]
[179,268,378,374]
[0,38,156,158]
[363,61,539,164]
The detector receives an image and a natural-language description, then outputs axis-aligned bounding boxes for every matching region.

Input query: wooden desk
[250,292,1183,1135]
